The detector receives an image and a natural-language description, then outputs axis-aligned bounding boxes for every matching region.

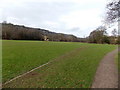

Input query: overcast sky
[0,0,111,37]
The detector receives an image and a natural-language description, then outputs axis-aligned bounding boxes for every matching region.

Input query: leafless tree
[105,0,120,24]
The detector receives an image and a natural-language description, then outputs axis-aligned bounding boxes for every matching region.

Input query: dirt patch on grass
[24,72,39,79]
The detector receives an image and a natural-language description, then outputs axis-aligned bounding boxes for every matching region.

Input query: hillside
[2,23,86,42]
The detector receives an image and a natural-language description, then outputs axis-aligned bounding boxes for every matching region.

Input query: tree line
[88,26,119,44]
[88,0,120,44]
[2,22,82,42]
[2,22,119,44]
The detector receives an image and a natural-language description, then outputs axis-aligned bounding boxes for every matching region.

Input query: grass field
[3,40,117,88]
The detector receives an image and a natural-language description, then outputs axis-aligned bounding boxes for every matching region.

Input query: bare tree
[105,0,120,24]
[112,29,117,37]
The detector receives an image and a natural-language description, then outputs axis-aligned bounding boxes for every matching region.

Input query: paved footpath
[92,49,118,88]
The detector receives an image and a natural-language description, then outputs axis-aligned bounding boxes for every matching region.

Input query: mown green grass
[3,40,117,88]
[3,40,86,83]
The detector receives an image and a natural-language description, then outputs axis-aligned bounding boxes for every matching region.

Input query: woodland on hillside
[2,22,119,44]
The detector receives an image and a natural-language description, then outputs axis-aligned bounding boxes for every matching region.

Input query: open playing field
[3,40,117,88]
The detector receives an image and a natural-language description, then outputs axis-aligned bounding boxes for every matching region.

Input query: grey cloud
[4,2,75,22]
[68,27,81,32]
